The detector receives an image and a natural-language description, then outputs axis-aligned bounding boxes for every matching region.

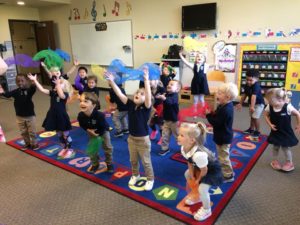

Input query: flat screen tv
[182,3,216,31]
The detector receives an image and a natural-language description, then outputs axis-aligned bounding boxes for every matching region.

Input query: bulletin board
[69,20,133,66]
[238,43,300,93]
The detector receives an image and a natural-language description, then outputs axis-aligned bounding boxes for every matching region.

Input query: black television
[182,3,216,31]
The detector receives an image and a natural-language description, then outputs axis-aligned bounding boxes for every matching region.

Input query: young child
[236,69,265,137]
[149,79,165,144]
[84,75,101,110]
[160,62,176,89]
[74,66,88,94]
[106,68,155,191]
[77,92,114,173]
[264,88,300,172]
[0,74,39,150]
[28,73,74,158]
[178,122,223,221]
[156,80,181,156]
[109,83,129,137]
[206,82,238,182]
[41,60,79,88]
[179,51,210,108]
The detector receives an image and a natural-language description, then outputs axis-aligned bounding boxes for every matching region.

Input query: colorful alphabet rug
[6,119,268,225]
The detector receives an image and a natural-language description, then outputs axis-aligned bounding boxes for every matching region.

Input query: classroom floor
[0,90,299,225]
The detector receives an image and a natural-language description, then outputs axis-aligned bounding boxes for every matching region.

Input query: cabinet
[240,50,288,94]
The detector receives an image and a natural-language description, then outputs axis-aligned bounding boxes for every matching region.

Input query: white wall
[2,0,300,91]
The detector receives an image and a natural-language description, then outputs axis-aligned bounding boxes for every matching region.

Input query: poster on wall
[290,47,300,62]
[214,44,237,72]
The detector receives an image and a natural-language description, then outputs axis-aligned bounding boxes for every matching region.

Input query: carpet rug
[6,118,268,225]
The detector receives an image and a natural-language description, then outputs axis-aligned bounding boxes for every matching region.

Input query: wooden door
[35,21,56,85]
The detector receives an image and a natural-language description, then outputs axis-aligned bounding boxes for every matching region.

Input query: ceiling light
[17,1,25,5]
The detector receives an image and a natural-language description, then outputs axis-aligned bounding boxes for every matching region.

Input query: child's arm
[143,67,151,109]
[179,52,193,69]
[291,106,300,134]
[66,59,79,76]
[196,167,208,184]
[105,72,128,104]
[250,95,256,113]
[54,78,66,99]
[40,62,52,78]
[27,73,50,95]
[263,107,277,131]
[236,94,246,111]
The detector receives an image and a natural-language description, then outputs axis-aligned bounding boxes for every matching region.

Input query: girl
[28,73,74,159]
[74,66,88,94]
[149,79,165,145]
[0,74,38,150]
[264,88,300,172]
[106,68,155,191]
[179,51,211,109]
[178,122,223,221]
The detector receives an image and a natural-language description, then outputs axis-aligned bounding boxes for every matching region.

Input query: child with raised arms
[106,68,155,191]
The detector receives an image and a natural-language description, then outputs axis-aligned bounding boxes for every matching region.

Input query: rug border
[6,132,269,225]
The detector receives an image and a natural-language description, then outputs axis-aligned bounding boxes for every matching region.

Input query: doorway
[8,20,56,85]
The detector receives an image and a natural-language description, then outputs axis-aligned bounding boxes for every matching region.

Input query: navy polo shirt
[2,86,36,117]
[126,99,151,137]
[163,92,179,122]
[77,109,109,136]
[244,82,265,105]
[206,102,234,145]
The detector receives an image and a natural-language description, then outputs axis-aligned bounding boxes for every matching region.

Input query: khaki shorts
[250,104,265,119]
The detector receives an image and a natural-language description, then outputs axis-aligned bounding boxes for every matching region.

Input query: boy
[0,74,39,150]
[106,68,155,191]
[156,80,181,156]
[206,82,238,182]
[236,69,265,137]
[109,83,129,137]
[77,92,114,173]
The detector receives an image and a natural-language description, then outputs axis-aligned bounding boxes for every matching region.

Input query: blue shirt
[206,102,234,145]
[126,99,151,137]
[244,82,265,105]
[1,86,36,117]
[163,93,179,122]
[77,109,109,136]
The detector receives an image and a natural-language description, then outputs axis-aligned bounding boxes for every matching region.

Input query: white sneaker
[194,207,212,221]
[128,175,140,186]
[144,180,154,191]
[58,148,68,157]
[63,149,75,159]
[185,197,201,206]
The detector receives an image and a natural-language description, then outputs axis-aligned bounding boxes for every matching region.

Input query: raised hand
[73,59,79,66]
[143,67,149,80]
[104,72,114,81]
[27,73,37,81]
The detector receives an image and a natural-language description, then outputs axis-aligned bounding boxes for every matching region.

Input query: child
[106,68,155,191]
[41,60,79,88]
[84,75,101,110]
[160,62,176,89]
[109,83,129,137]
[264,88,300,172]
[179,51,210,108]
[28,73,74,158]
[156,80,181,156]
[178,122,223,221]
[0,74,39,150]
[149,79,165,144]
[77,92,114,173]
[74,66,88,94]
[236,69,265,137]
[206,82,238,182]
